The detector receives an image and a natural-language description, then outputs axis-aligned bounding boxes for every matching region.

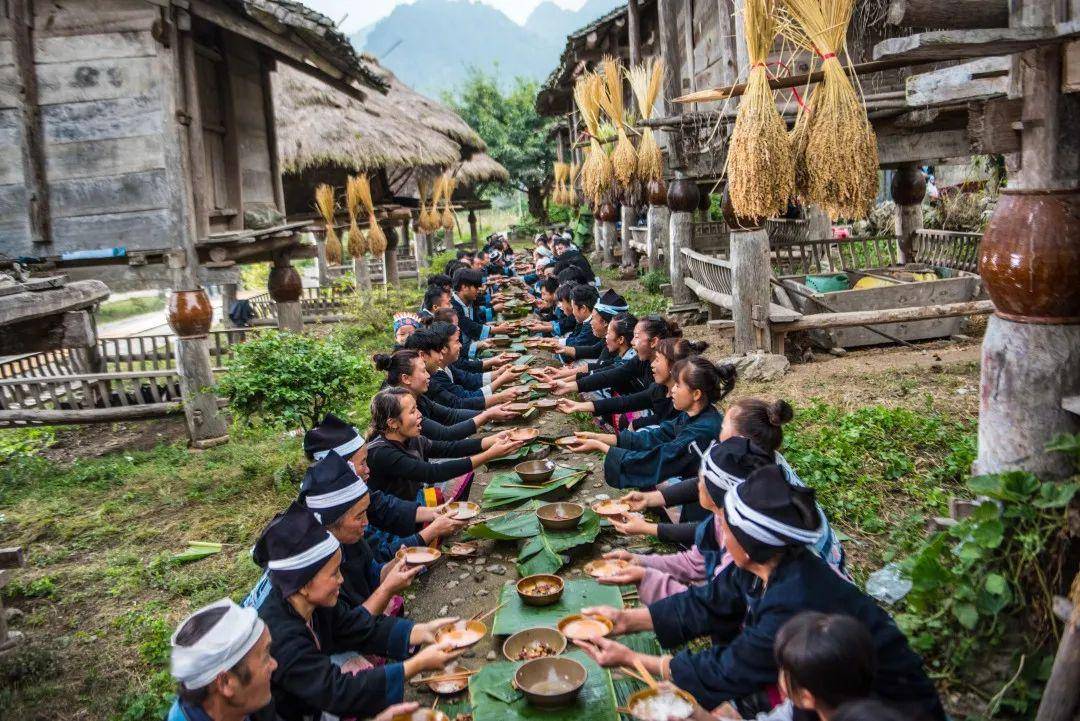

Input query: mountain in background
[352,0,621,99]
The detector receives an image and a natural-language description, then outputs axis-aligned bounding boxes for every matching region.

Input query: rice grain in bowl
[626,687,696,721]
[427,662,470,695]
[583,558,630,579]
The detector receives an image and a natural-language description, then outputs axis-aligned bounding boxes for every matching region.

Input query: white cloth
[171,599,265,690]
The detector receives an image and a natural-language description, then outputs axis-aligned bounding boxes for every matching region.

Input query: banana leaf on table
[481,467,590,509]
[490,579,623,636]
[516,508,601,576]
[611,633,665,707]
[469,650,617,721]
[466,505,542,541]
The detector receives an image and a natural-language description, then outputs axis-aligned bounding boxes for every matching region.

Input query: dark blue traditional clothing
[366,434,480,502]
[426,370,486,411]
[603,406,722,489]
[649,550,944,719]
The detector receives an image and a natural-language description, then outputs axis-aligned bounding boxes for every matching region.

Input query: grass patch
[96,295,166,324]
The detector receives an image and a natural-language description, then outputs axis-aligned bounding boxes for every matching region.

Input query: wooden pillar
[730,228,771,353]
[468,210,479,248]
[681,0,697,111]
[646,204,669,273]
[269,254,303,333]
[179,26,210,243]
[601,221,618,268]
[732,0,750,77]
[414,230,429,285]
[714,0,739,86]
[656,0,684,118]
[626,0,642,115]
[620,204,635,269]
[890,164,925,264]
[977,0,1080,483]
[669,210,694,306]
[11,0,50,244]
[353,255,371,292]
[313,232,330,286]
[384,223,402,287]
[68,311,106,374]
[446,224,456,249]
[220,283,238,328]
[805,204,831,241]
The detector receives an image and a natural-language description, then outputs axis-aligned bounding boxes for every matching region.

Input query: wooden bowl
[554,436,578,447]
[592,499,630,517]
[502,352,523,360]
[393,710,451,721]
[490,335,512,348]
[434,619,488,649]
[505,402,532,414]
[426,662,471,695]
[536,502,583,531]
[446,541,478,557]
[515,459,556,485]
[557,614,613,641]
[625,687,697,721]
[509,427,541,443]
[514,656,587,708]
[532,398,558,410]
[584,558,630,579]
[502,626,568,661]
[510,364,530,373]
[516,574,565,607]
[442,501,480,521]
[398,546,442,567]
[533,382,554,391]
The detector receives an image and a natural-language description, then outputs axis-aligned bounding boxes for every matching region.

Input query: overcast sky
[303,0,591,33]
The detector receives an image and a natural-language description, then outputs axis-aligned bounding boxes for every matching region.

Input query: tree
[450,69,556,223]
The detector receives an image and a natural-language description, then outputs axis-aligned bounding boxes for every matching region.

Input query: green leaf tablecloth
[491,579,623,636]
[481,468,590,509]
[469,650,617,721]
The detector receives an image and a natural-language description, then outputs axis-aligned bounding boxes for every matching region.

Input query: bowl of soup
[557,614,613,641]
[536,502,583,531]
[434,619,487,649]
[515,459,556,485]
[513,657,587,708]
[399,546,442,567]
[516,574,564,607]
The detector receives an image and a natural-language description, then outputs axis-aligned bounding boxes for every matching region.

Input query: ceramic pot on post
[268,265,303,303]
[167,289,214,339]
[979,188,1080,323]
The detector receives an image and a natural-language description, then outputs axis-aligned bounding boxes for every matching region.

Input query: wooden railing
[771,236,898,277]
[692,221,730,256]
[765,218,809,245]
[681,247,734,300]
[248,286,352,320]
[913,229,982,273]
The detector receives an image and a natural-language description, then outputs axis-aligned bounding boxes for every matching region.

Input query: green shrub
[640,268,669,295]
[429,250,457,275]
[218,331,374,430]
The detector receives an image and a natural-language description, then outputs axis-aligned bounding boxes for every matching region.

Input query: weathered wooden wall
[0,0,177,256]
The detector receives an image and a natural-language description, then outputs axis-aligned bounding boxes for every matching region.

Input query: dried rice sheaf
[779,0,878,220]
[315,183,342,265]
[598,56,636,189]
[726,0,794,220]
[627,59,665,183]
[346,175,369,258]
[575,73,613,206]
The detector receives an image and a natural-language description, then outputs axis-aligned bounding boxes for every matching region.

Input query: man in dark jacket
[552,236,596,283]
[449,268,512,357]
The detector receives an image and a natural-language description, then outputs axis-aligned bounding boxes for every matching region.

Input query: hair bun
[372,353,392,371]
[687,340,709,354]
[767,399,794,426]
[717,362,737,384]
[667,319,683,338]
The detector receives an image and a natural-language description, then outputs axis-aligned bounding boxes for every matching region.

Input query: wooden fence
[771,236,899,277]
[913,229,982,273]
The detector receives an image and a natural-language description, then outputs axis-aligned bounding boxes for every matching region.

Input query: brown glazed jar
[721,185,764,230]
[596,202,618,222]
[666,178,700,213]
[268,265,303,302]
[167,289,213,339]
[890,165,926,206]
[647,178,667,206]
[979,188,1080,323]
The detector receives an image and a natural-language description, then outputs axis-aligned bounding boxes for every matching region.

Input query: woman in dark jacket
[365,387,523,504]
[253,503,462,721]
[573,468,945,721]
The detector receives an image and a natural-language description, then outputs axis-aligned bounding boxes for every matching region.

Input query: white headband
[594,302,628,316]
[171,599,266,690]
[700,441,745,492]
[266,532,340,571]
[312,431,364,461]
[724,486,822,547]
[305,478,368,511]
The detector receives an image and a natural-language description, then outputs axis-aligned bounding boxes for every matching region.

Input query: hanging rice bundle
[627,58,665,183]
[553,162,569,205]
[345,175,368,258]
[779,0,878,219]
[788,87,815,197]
[351,173,386,255]
[575,73,613,206]
[598,56,636,190]
[567,162,580,206]
[726,0,794,220]
[315,184,342,265]
[439,174,456,231]
[418,178,437,233]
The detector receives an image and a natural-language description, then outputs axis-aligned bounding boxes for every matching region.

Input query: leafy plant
[640,268,669,295]
[893,437,1078,716]
[218,331,374,430]
[467,501,600,575]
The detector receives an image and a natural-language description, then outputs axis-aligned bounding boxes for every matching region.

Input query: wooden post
[732,0,750,77]
[891,164,925,264]
[180,26,210,243]
[669,209,695,306]
[313,232,330,286]
[682,0,697,110]
[627,0,642,116]
[384,223,402,287]
[175,334,230,447]
[602,221,618,268]
[414,230,429,285]
[220,283,238,328]
[620,205,635,270]
[730,228,772,353]
[11,0,50,244]
[976,0,1080,482]
[656,0,684,118]
[647,205,669,274]
[468,210,480,248]
[714,0,739,86]
[269,255,304,333]
[353,255,371,292]
[1036,590,1080,721]
[805,204,832,241]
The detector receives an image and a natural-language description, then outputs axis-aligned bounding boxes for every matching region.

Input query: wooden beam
[0,404,184,425]
[778,299,994,332]
[260,54,286,214]
[11,0,51,244]
[0,310,97,355]
[873,21,1080,63]
[0,280,110,326]
[876,128,971,167]
[656,0,684,118]
[179,24,211,250]
[907,56,1009,107]
[886,0,1008,29]
[967,97,1021,155]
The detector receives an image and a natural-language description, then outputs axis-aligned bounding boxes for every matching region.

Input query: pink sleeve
[633,549,707,584]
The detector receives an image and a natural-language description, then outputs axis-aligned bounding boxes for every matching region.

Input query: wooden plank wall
[0,0,178,256]
[227,34,275,214]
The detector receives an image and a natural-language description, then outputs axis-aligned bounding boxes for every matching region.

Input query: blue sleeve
[366,490,418,537]
[617,419,677,450]
[382,663,405,705]
[386,619,415,659]
[603,421,711,489]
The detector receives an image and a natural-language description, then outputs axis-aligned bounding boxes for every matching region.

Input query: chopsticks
[410,669,478,685]
[633,658,659,689]
[617,666,648,685]
[469,600,508,623]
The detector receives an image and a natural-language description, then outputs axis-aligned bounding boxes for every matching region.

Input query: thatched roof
[274,63,461,173]
[453,152,509,185]
[362,55,488,154]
